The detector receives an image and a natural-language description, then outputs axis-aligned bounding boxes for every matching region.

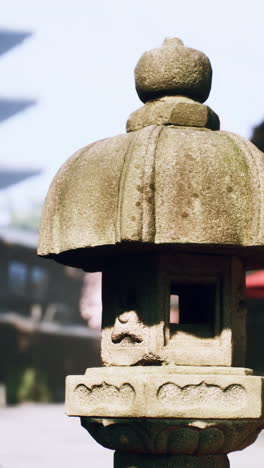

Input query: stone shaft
[114,452,229,468]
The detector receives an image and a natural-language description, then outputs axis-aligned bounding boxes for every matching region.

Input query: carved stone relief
[157,382,246,409]
[111,311,144,345]
[66,370,263,419]
[81,417,263,455]
[74,382,135,407]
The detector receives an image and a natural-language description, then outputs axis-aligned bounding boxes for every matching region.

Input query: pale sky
[1,0,264,216]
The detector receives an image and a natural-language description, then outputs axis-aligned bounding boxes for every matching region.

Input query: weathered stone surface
[80,416,262,455]
[38,125,264,267]
[38,133,133,256]
[134,38,212,104]
[101,255,164,366]
[65,367,264,419]
[114,452,230,468]
[100,254,245,367]
[127,96,220,132]
[38,38,264,269]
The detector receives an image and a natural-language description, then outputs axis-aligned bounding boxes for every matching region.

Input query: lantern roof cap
[128,38,218,132]
[38,39,264,270]
[135,37,212,104]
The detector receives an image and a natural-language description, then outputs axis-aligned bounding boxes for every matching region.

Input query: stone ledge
[65,367,263,419]
[126,96,220,132]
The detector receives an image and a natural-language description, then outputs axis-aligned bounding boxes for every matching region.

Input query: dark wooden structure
[0,227,100,403]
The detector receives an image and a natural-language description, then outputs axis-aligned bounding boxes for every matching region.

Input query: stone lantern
[38,38,264,467]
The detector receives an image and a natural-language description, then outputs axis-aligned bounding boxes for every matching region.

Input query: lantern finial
[135,37,212,104]
[162,37,184,47]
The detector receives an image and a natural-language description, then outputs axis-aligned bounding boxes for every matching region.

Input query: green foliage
[7,367,51,404]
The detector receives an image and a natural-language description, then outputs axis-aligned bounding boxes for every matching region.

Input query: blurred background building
[0,26,101,404]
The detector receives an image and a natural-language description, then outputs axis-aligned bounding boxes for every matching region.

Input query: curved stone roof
[38,38,264,269]
[38,124,264,256]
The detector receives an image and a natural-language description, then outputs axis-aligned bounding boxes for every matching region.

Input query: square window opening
[170,282,216,329]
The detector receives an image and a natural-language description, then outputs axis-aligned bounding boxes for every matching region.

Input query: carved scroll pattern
[75,382,135,407]
[157,381,247,408]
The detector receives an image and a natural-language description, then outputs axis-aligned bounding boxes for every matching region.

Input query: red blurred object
[246,270,264,298]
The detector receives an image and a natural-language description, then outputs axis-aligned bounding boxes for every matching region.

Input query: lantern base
[81,417,262,456]
[114,452,229,468]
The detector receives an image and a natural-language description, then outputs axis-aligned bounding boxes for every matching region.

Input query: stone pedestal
[114,452,229,468]
[73,366,264,465]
